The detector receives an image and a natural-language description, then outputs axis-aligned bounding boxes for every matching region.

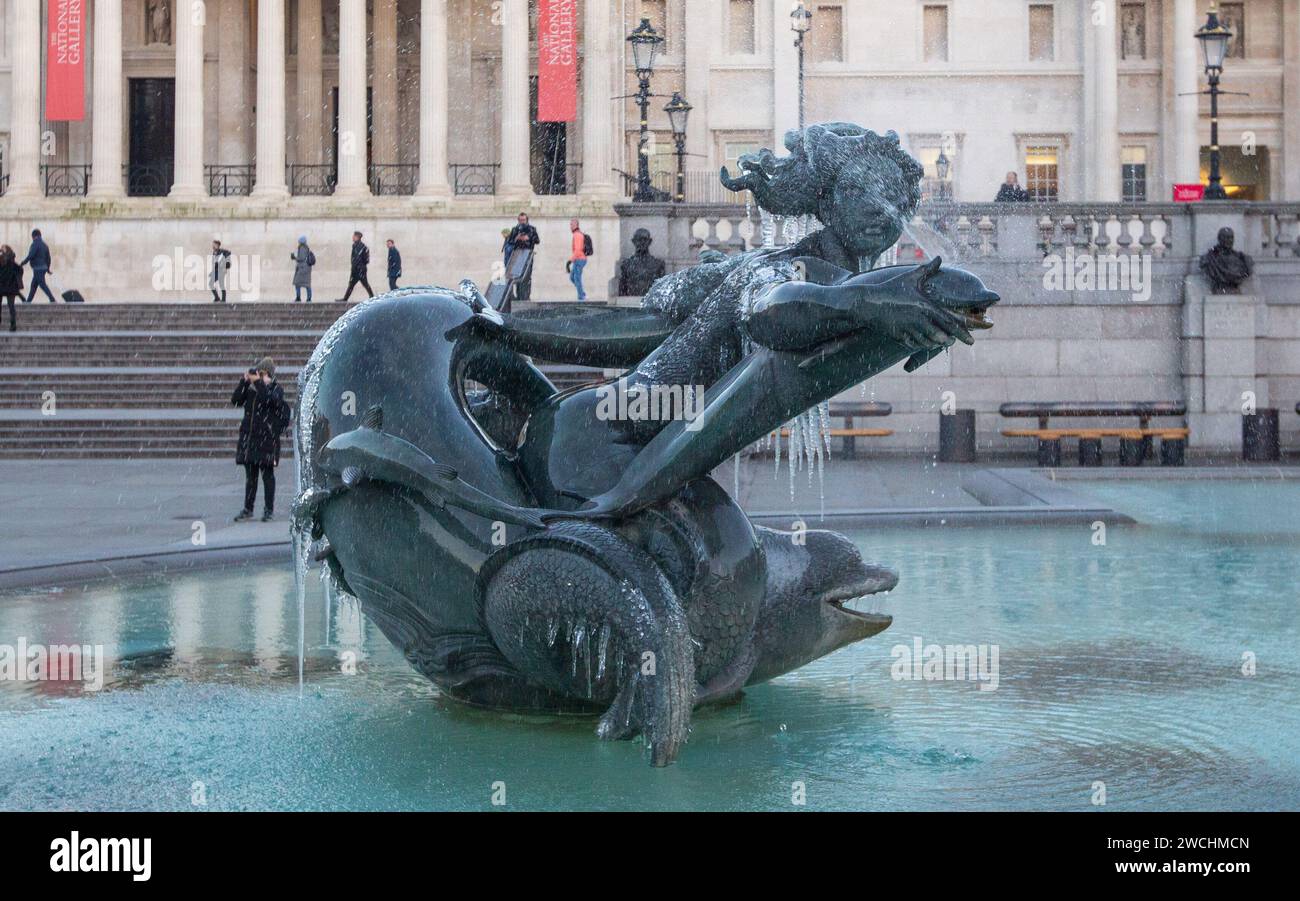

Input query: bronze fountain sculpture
[293,123,999,765]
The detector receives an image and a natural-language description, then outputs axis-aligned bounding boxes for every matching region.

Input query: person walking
[210,239,232,302]
[231,358,290,522]
[291,236,316,302]
[386,239,402,291]
[504,212,540,302]
[0,245,23,332]
[19,229,55,303]
[338,231,373,302]
[567,218,588,301]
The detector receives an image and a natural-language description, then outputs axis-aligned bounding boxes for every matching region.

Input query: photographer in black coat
[231,357,290,522]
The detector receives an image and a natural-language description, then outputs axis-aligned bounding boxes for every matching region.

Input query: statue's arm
[494,306,678,368]
[744,276,973,353]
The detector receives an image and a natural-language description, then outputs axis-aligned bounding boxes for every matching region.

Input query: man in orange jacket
[567,218,588,301]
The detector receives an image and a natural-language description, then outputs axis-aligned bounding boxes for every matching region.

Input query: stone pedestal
[1182,275,1265,451]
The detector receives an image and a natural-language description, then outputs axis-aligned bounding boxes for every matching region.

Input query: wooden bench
[1000,402,1189,467]
[773,401,892,458]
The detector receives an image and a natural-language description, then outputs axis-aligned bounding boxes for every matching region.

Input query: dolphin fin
[322,427,544,529]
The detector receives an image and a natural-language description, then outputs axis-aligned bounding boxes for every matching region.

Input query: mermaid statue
[293,123,999,765]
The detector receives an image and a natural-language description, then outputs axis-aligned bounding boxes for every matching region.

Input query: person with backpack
[19,229,55,303]
[292,236,316,302]
[0,245,23,331]
[231,357,290,522]
[567,218,591,301]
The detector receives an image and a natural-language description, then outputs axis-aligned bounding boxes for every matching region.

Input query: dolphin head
[746,527,897,685]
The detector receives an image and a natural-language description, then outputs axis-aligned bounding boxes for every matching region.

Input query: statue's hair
[721,122,924,221]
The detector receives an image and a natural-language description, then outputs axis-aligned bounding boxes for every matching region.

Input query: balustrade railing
[42,164,92,197]
[206,164,254,197]
[449,163,500,196]
[368,163,418,196]
[288,164,337,196]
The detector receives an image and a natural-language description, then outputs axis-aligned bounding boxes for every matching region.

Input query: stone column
[415,0,452,197]
[1173,0,1201,194]
[578,0,615,198]
[1093,0,1120,201]
[1282,0,1300,199]
[87,0,124,199]
[771,0,798,149]
[217,0,249,165]
[252,0,289,198]
[683,0,712,178]
[5,0,41,198]
[498,0,532,198]
[335,0,371,199]
[171,0,207,199]
[297,0,324,165]
[372,0,398,166]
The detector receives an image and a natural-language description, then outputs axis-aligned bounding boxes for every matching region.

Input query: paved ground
[2,453,1295,575]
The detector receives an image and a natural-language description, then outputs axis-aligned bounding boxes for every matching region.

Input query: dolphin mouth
[818,572,897,626]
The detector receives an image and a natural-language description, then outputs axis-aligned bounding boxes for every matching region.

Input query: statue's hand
[848,288,974,350]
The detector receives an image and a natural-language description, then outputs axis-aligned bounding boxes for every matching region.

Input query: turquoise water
[1,478,1298,811]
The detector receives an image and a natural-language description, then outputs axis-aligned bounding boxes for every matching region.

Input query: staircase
[0,302,603,458]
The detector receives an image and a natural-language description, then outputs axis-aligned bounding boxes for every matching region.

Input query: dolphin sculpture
[293,125,1000,766]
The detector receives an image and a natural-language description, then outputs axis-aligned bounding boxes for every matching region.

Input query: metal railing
[1,171,10,196]
[368,163,419,196]
[288,164,337,196]
[42,164,92,197]
[125,163,172,197]
[450,163,500,196]
[206,164,254,197]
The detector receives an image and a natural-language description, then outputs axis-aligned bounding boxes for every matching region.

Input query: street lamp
[1195,5,1233,200]
[791,2,813,130]
[627,18,665,202]
[664,92,693,203]
[935,149,951,201]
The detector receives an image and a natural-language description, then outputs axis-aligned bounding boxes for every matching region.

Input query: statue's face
[820,177,910,263]
[632,235,652,253]
[1218,228,1235,250]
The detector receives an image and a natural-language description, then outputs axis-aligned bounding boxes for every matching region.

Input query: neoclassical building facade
[0,0,1297,300]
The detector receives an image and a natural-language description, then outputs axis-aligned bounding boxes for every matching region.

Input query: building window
[1220,3,1245,59]
[914,145,955,201]
[1028,4,1054,61]
[810,5,845,63]
[1121,146,1147,202]
[1024,145,1059,201]
[728,0,756,54]
[922,5,949,63]
[1120,3,1146,59]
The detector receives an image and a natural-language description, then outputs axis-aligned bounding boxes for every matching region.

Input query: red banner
[537,0,578,122]
[47,0,86,121]
[1173,183,1206,202]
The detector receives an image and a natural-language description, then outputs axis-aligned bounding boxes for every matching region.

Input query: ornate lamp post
[935,149,951,201]
[791,2,813,130]
[664,92,693,203]
[627,18,665,202]
[1195,5,1233,200]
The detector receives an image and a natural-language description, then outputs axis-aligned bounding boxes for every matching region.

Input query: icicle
[320,564,333,644]
[546,618,560,647]
[597,623,611,681]
[733,452,741,499]
[773,427,782,480]
[292,529,308,698]
[819,400,833,462]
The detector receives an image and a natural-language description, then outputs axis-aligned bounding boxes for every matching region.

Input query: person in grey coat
[291,236,316,302]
